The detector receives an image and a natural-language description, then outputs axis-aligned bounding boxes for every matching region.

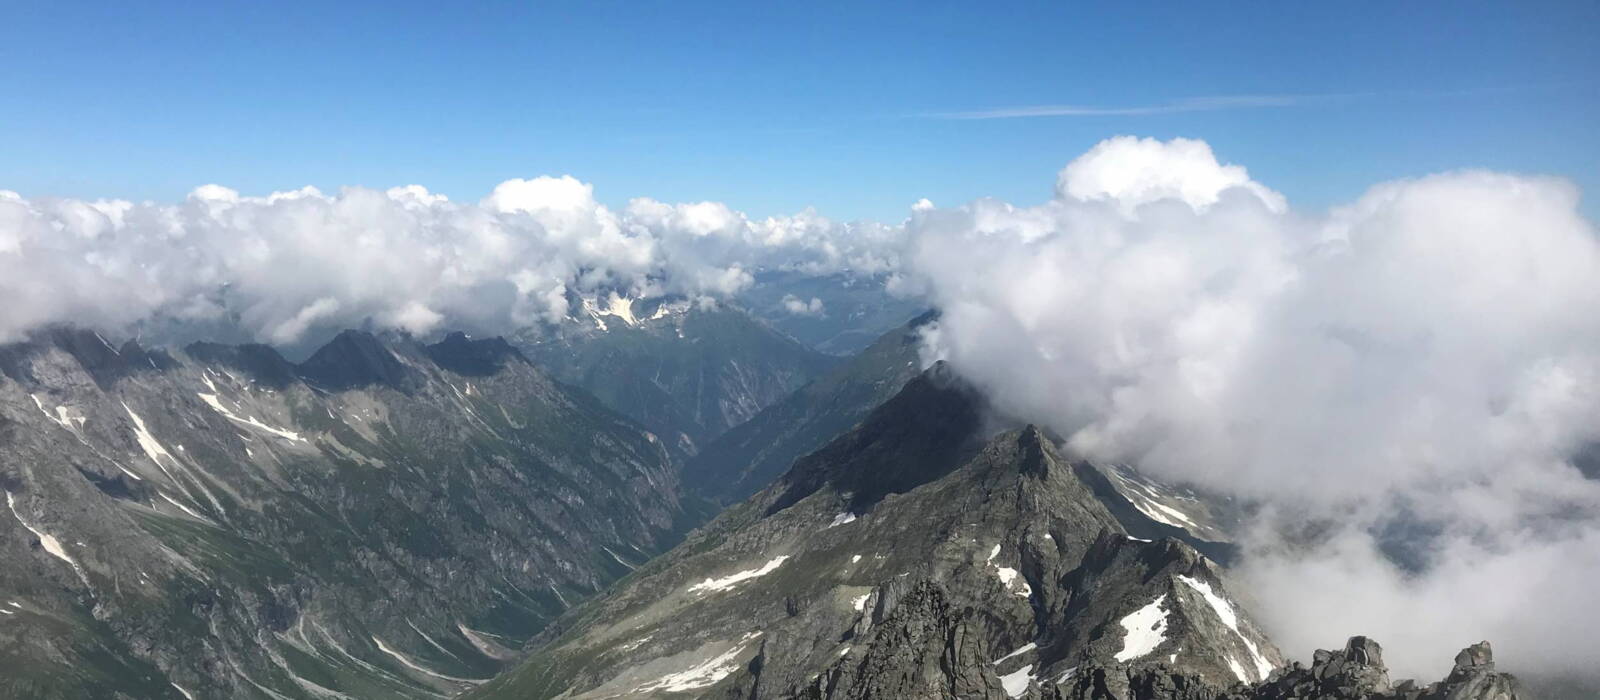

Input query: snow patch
[1227,656,1249,683]
[30,394,85,430]
[634,631,762,693]
[604,546,637,571]
[171,683,197,700]
[988,547,1033,598]
[999,664,1034,698]
[1109,469,1201,532]
[850,554,862,564]
[158,492,206,521]
[457,623,517,660]
[123,403,177,476]
[688,555,789,594]
[197,392,306,442]
[993,642,1037,665]
[1113,594,1169,662]
[851,593,870,611]
[371,636,484,684]
[5,491,89,587]
[1177,575,1272,681]
[827,511,857,528]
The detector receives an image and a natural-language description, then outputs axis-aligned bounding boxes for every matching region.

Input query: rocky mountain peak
[295,328,416,391]
[424,332,528,377]
[767,362,986,515]
[183,340,298,388]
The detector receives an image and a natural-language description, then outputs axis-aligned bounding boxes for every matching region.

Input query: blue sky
[3,1,1596,220]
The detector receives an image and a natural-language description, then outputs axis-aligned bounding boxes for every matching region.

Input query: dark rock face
[466,367,1285,700]
[513,296,837,460]
[0,328,693,699]
[296,329,417,390]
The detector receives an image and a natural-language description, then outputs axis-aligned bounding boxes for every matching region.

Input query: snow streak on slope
[1177,574,1273,681]
[688,555,790,594]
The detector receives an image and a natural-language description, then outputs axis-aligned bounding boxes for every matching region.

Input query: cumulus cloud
[780,294,825,316]
[905,136,1600,679]
[0,178,896,345]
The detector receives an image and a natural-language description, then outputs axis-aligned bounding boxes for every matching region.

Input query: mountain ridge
[0,325,698,699]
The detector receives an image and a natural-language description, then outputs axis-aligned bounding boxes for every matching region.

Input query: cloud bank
[906,136,1600,680]
[0,180,900,345]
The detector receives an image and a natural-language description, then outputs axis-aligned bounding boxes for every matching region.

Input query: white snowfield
[851,593,871,611]
[1176,574,1273,681]
[688,555,790,594]
[827,511,857,528]
[986,545,1033,598]
[583,293,642,330]
[999,664,1035,698]
[1113,594,1169,662]
[634,631,763,693]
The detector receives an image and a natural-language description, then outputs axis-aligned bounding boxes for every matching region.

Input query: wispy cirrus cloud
[925,92,1363,120]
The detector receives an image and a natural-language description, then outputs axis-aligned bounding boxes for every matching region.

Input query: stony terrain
[0,328,696,699]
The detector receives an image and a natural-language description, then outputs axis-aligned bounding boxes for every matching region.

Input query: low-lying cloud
[0,179,900,346]
[907,136,1600,680]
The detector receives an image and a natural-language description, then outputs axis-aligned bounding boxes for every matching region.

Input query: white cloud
[1056,135,1285,213]
[0,178,898,344]
[780,294,825,316]
[903,137,1600,679]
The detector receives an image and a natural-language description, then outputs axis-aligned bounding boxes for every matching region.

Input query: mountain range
[0,328,700,699]
[0,303,1543,699]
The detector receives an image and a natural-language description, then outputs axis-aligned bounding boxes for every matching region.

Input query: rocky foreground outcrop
[1048,636,1525,700]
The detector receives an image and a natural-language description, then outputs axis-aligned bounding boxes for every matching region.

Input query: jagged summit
[768,360,986,515]
[424,331,528,377]
[295,328,416,390]
[184,340,299,388]
[0,326,175,388]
